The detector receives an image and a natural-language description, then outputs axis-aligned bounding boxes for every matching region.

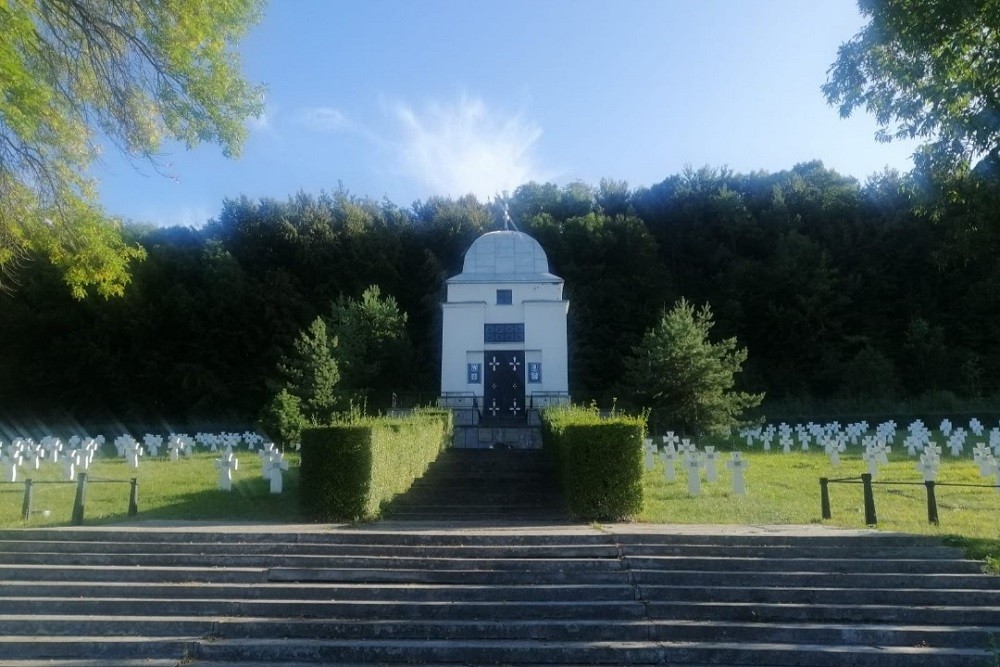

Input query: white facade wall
[524,300,569,395]
[440,230,570,407]
[440,294,569,396]
[440,301,485,395]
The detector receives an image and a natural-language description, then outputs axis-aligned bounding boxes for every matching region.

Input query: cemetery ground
[0,451,301,526]
[639,449,1000,571]
[1,439,996,572]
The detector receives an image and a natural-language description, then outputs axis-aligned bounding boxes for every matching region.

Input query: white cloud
[246,111,272,133]
[392,96,547,199]
[297,107,351,132]
[138,205,214,228]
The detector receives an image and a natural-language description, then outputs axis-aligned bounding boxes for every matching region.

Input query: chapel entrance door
[483,350,526,424]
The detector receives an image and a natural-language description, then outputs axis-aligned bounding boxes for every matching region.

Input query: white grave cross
[660,448,677,482]
[214,453,239,491]
[726,452,748,496]
[268,455,290,494]
[916,453,938,482]
[703,446,718,483]
[168,437,184,461]
[684,455,703,496]
[643,439,656,471]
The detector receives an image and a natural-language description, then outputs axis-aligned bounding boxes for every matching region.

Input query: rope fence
[0,474,138,525]
[820,473,999,526]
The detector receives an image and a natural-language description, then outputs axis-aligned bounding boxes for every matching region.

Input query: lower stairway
[0,525,997,665]
[383,448,570,521]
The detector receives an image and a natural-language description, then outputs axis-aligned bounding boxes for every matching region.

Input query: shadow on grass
[942,535,1000,574]
[86,472,306,525]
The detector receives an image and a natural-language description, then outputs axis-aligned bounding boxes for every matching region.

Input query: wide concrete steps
[0,528,996,666]
[383,449,569,521]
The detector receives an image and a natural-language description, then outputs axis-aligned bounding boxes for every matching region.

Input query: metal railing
[2,473,138,525]
[820,473,998,526]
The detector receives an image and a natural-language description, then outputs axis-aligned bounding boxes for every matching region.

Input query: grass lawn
[0,444,996,571]
[640,448,1000,571]
[0,451,302,527]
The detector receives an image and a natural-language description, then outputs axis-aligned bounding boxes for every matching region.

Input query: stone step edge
[0,634,993,655]
[3,597,998,615]
[0,551,975,566]
[160,635,1000,657]
[0,530,951,544]
[3,613,998,635]
[3,580,998,597]
[0,661,178,667]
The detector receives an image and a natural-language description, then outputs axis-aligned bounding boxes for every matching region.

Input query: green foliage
[823,0,1000,173]
[299,411,451,521]
[3,163,1000,429]
[329,285,412,402]
[541,405,645,521]
[258,388,307,450]
[0,0,263,296]
[260,284,413,434]
[623,298,763,436]
[278,317,343,423]
[525,209,669,395]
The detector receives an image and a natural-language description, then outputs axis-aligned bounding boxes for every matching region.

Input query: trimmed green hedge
[300,409,452,521]
[541,405,645,521]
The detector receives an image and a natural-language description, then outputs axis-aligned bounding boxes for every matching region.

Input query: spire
[502,200,519,232]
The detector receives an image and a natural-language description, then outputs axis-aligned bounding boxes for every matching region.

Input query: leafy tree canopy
[0,0,264,297]
[823,0,1000,174]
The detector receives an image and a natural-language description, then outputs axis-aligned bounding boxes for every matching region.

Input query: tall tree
[622,299,763,435]
[277,317,342,424]
[0,0,264,296]
[328,285,412,405]
[823,0,1000,173]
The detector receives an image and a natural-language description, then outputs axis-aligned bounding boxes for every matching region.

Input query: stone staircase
[0,526,997,666]
[383,448,570,521]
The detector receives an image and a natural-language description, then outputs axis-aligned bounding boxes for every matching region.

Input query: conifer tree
[277,317,342,424]
[623,298,763,435]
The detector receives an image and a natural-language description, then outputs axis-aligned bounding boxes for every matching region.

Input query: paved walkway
[28,518,891,537]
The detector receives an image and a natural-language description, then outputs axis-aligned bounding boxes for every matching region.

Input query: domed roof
[448,230,562,284]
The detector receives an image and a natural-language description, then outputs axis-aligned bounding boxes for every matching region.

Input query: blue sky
[93,0,921,227]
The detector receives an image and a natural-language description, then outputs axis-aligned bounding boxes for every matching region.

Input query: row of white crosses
[739,417,1000,490]
[109,431,270,468]
[210,436,288,494]
[742,417,1000,457]
[1,436,104,481]
[645,434,748,496]
[1,430,290,492]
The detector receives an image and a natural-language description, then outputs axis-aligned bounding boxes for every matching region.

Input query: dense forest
[1,160,998,431]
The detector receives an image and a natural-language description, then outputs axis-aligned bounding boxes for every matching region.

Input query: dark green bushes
[541,405,645,521]
[300,409,451,521]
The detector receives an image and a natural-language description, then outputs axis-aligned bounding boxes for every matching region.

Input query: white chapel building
[439,229,570,447]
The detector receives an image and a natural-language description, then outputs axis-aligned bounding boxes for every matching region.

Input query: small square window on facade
[496,289,513,305]
[528,362,542,383]
[484,323,525,343]
[467,363,482,384]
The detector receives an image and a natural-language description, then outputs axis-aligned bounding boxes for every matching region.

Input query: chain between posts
[0,476,138,524]
[820,475,998,527]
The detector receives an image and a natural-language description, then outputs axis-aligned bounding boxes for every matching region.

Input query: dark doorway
[482,350,526,424]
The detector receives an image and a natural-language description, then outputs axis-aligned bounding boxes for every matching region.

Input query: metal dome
[449,230,561,283]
